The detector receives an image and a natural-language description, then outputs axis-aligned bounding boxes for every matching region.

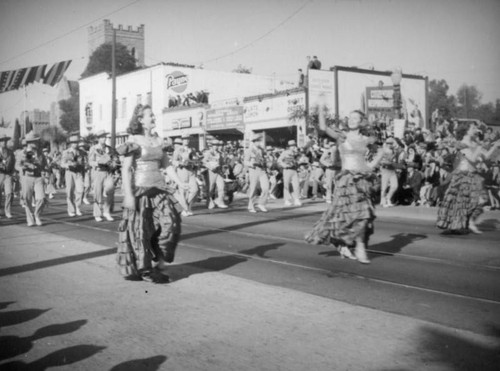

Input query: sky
[1,0,499,123]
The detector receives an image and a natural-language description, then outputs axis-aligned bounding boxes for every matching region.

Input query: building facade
[88,19,145,67]
[79,63,296,147]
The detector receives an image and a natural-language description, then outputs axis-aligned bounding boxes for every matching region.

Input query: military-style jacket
[88,144,117,172]
[0,147,15,174]
[202,149,222,172]
[244,145,266,169]
[61,147,87,173]
[19,148,47,177]
[278,149,299,170]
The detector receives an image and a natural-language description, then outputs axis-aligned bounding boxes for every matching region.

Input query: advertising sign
[366,86,394,118]
[307,69,335,117]
[166,71,188,94]
[244,91,305,124]
[206,106,244,131]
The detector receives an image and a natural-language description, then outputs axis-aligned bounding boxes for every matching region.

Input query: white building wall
[80,64,295,138]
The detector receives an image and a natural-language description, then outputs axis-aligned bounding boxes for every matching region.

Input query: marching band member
[172,135,199,216]
[61,133,86,217]
[320,140,341,203]
[244,133,269,213]
[19,132,47,226]
[88,130,117,222]
[202,140,228,209]
[278,139,302,207]
[0,134,15,219]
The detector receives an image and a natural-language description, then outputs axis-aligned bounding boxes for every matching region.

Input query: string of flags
[0,60,72,94]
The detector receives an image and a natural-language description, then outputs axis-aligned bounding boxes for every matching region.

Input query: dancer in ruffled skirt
[305,109,388,264]
[117,104,188,283]
[437,121,500,234]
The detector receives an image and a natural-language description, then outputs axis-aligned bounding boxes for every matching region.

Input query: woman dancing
[117,104,187,283]
[437,121,500,234]
[305,109,387,264]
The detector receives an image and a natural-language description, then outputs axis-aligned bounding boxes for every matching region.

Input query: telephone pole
[111,29,117,148]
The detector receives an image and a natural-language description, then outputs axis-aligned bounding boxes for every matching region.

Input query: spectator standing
[312,56,322,70]
[298,69,305,87]
[278,140,302,207]
[244,133,269,213]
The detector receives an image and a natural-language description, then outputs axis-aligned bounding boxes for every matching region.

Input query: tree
[59,92,80,133]
[456,84,482,118]
[428,79,457,119]
[12,118,21,150]
[232,64,252,74]
[81,42,138,79]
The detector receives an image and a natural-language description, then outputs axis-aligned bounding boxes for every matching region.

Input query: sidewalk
[1,225,499,370]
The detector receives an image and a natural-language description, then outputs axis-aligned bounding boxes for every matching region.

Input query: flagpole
[111,29,117,149]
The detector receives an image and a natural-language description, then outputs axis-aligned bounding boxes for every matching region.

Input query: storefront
[243,88,306,148]
[80,63,295,138]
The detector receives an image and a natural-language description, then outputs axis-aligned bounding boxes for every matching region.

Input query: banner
[0,59,71,93]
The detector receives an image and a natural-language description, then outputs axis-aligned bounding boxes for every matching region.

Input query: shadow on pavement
[415,325,500,371]
[369,233,427,259]
[477,218,500,231]
[110,355,168,371]
[182,211,320,241]
[0,308,50,328]
[0,247,116,278]
[0,301,16,310]
[0,344,106,370]
[0,320,88,361]
[170,255,248,282]
[239,242,284,258]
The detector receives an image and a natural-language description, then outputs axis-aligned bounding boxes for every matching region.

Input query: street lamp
[390,68,403,119]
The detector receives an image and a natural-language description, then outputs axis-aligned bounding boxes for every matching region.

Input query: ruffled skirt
[436,171,487,232]
[117,187,182,278]
[305,171,376,247]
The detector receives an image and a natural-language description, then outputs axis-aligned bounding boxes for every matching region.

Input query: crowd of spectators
[185,117,500,211]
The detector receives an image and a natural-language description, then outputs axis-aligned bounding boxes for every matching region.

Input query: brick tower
[88,19,145,67]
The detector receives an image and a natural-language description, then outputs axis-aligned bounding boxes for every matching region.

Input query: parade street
[1,194,499,370]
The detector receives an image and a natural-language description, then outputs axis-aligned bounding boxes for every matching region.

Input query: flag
[19,64,47,86]
[0,64,47,94]
[43,60,72,87]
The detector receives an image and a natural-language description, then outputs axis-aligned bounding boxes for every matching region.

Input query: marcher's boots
[355,242,370,264]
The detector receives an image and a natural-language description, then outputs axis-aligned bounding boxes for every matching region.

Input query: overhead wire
[200,0,313,65]
[0,0,144,66]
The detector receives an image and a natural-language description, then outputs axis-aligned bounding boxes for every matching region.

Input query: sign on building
[206,106,244,131]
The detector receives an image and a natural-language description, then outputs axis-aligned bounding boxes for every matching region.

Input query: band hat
[25,131,41,142]
[42,147,49,152]
[215,140,223,146]
[174,138,183,145]
[312,161,320,167]
[68,134,80,143]
[94,130,109,138]
[266,146,273,151]
[0,134,11,142]
[287,139,297,147]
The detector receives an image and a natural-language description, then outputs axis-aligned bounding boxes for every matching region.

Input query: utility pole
[111,29,117,149]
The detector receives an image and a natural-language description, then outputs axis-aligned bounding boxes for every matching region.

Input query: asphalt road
[3,192,500,337]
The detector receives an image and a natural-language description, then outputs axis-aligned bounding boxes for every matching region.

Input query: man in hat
[202,139,228,209]
[0,134,15,218]
[278,139,301,207]
[380,137,406,207]
[61,133,86,217]
[244,132,269,213]
[172,135,199,216]
[78,140,92,205]
[401,161,423,205]
[18,132,47,226]
[319,140,341,203]
[88,130,117,221]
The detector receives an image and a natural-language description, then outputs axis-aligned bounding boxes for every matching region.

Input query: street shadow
[0,247,116,278]
[415,325,500,371]
[239,243,283,258]
[0,319,87,361]
[0,302,16,310]
[477,218,500,231]
[110,355,168,371]
[170,255,248,282]
[0,344,106,370]
[181,211,320,241]
[369,233,427,260]
[0,308,50,328]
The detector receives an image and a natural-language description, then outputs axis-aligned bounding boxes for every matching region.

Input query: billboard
[206,106,244,131]
[335,67,427,128]
[307,69,335,117]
